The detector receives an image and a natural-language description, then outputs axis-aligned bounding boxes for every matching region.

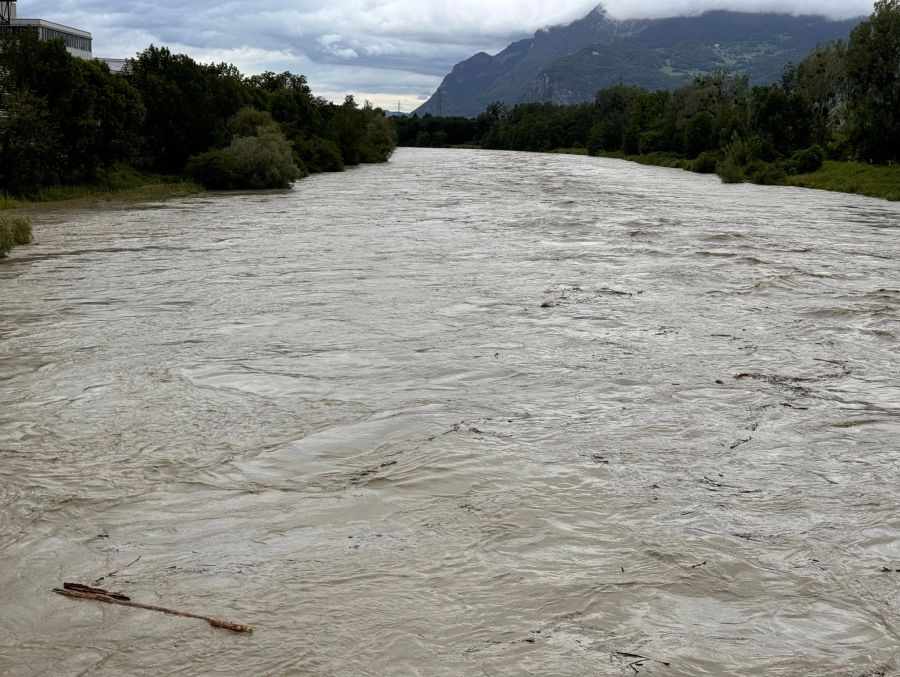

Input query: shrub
[90,164,160,191]
[0,223,13,257]
[0,216,31,257]
[186,127,304,190]
[229,127,305,189]
[691,151,720,174]
[715,156,745,183]
[638,152,686,168]
[431,131,449,148]
[747,161,787,185]
[9,217,31,245]
[790,145,826,174]
[294,136,344,173]
[359,109,397,162]
[186,149,239,189]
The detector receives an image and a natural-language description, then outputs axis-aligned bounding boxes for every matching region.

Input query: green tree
[127,46,244,173]
[359,103,397,161]
[683,111,715,158]
[293,137,344,172]
[0,30,144,183]
[750,85,812,157]
[791,42,848,148]
[229,107,277,137]
[329,95,364,164]
[845,0,900,161]
[245,71,323,139]
[0,91,61,194]
[590,85,643,152]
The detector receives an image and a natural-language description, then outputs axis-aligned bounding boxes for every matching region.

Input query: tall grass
[0,195,22,210]
[787,161,900,201]
[16,165,202,204]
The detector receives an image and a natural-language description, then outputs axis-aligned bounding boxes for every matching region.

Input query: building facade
[1,1,92,59]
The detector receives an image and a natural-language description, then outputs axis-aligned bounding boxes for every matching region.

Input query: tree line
[396,0,899,184]
[0,32,396,195]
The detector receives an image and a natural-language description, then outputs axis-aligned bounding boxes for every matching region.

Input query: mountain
[414,6,861,117]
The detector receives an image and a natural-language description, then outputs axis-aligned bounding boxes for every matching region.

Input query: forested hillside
[399,0,900,197]
[415,8,860,117]
[0,32,396,196]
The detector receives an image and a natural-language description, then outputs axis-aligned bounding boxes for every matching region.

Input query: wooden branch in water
[53,583,253,634]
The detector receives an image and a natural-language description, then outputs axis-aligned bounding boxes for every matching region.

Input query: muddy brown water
[1,148,899,676]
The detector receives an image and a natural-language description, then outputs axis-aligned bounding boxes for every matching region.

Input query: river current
[1,148,899,675]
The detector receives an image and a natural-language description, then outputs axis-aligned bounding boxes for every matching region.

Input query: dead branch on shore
[53,583,253,634]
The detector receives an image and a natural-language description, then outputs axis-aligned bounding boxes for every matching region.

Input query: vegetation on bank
[0,33,396,198]
[396,0,899,200]
[785,161,900,201]
[7,165,199,202]
[0,196,22,210]
[0,216,32,257]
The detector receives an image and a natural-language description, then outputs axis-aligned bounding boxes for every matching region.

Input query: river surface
[1,148,899,676]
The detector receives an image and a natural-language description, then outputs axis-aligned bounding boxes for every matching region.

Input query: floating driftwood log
[53,583,253,634]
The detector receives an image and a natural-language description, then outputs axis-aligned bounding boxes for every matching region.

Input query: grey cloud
[22,0,874,109]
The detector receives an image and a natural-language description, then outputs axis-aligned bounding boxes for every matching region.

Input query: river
[1,148,899,676]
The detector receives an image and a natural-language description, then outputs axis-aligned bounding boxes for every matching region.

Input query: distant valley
[415,6,861,117]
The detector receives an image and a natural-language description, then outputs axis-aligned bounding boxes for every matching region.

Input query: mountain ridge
[414,7,861,117]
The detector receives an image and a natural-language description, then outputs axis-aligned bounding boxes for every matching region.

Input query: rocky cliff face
[524,72,581,106]
[414,6,860,117]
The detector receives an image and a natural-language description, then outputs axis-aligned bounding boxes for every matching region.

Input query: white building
[1,1,92,59]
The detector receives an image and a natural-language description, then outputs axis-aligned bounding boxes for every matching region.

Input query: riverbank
[785,161,900,201]
[0,168,203,213]
[551,148,900,201]
[0,171,202,260]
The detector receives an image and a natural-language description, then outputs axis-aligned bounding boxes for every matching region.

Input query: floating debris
[53,583,253,634]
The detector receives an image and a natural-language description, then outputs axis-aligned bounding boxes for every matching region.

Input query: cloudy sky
[21,0,874,110]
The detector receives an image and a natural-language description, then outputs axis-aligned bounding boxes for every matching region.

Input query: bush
[187,127,304,190]
[186,149,239,189]
[0,225,12,257]
[9,217,31,245]
[790,145,826,174]
[716,156,746,183]
[431,131,449,148]
[359,108,397,162]
[294,136,344,173]
[691,151,720,173]
[747,161,787,185]
[637,152,686,168]
[230,127,305,189]
[0,216,32,257]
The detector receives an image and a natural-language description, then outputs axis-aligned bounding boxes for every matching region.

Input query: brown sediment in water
[1,148,899,675]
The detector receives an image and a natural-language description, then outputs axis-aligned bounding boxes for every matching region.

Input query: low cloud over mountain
[23,0,875,108]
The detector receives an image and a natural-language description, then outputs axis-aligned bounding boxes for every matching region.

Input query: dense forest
[0,32,396,196]
[397,0,899,185]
